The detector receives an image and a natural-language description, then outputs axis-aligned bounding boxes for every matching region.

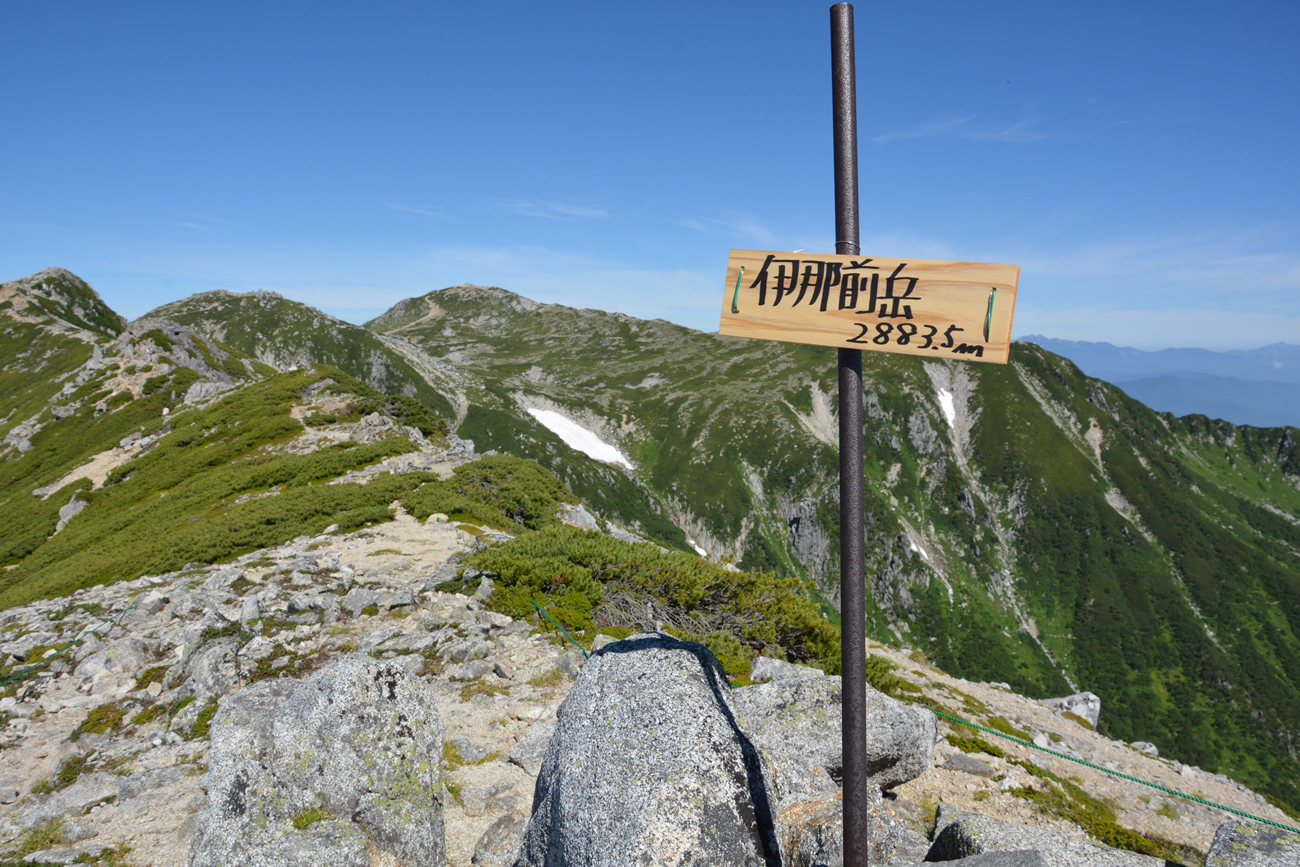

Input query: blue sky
[3,1,1298,350]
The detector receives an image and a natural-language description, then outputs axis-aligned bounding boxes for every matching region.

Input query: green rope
[932,708,1300,834]
[983,287,997,342]
[0,602,139,691]
[730,266,746,314]
[530,600,589,659]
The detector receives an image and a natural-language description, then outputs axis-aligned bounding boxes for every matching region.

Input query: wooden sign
[718,249,1020,364]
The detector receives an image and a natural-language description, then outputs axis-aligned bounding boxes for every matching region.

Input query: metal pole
[831,3,869,865]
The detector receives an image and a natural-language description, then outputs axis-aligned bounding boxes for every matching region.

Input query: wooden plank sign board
[718,249,1020,364]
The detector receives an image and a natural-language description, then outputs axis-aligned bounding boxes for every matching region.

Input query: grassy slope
[0,368,427,608]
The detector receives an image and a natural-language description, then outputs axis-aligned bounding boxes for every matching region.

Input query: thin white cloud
[968,119,1046,143]
[871,114,1044,144]
[387,203,449,218]
[503,200,609,219]
[1019,228,1300,293]
[677,212,778,246]
[871,115,976,143]
[543,202,609,219]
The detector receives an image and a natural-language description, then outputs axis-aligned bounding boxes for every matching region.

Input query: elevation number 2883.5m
[718,249,1020,365]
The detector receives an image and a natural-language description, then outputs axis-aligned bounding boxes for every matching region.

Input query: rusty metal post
[832,3,869,864]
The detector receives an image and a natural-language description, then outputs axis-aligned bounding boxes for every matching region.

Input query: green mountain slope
[146,290,456,422]
[364,284,1300,808]
[2,269,1298,810]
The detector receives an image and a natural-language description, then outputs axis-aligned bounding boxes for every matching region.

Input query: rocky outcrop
[776,788,901,867]
[517,632,782,867]
[1039,692,1102,728]
[730,675,937,800]
[927,803,1163,866]
[1205,820,1300,866]
[749,655,824,684]
[190,655,447,866]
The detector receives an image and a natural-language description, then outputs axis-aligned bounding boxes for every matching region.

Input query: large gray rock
[517,632,781,867]
[928,803,1163,866]
[729,674,936,802]
[195,759,371,867]
[1038,691,1102,728]
[1205,819,1300,866]
[776,790,901,867]
[272,654,447,864]
[190,655,447,867]
[938,854,1048,866]
[203,678,299,784]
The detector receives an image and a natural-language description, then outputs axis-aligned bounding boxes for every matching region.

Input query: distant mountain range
[1019,335,1300,428]
[2,268,1298,812]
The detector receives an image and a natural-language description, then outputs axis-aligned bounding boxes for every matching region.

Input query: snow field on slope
[526,409,633,468]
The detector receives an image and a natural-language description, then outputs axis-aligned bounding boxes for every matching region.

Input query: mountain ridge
[3,268,1298,812]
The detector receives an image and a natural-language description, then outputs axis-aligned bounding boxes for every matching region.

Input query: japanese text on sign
[718,249,1020,364]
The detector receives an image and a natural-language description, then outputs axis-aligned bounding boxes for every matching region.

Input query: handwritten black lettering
[839,258,879,312]
[798,261,841,312]
[749,254,803,307]
[839,272,861,310]
[846,323,871,343]
[843,318,990,358]
[876,263,921,319]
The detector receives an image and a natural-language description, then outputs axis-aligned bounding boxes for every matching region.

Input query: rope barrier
[932,708,1300,834]
[478,603,1300,831]
[0,602,139,691]
[530,600,589,659]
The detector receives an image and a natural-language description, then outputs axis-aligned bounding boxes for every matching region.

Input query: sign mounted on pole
[719,249,1020,364]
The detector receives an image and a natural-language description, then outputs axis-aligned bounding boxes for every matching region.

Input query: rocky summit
[0,502,1293,865]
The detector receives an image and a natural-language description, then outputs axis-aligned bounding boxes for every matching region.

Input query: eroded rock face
[517,632,781,867]
[190,655,447,867]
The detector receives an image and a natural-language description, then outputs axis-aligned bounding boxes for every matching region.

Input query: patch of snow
[936,388,956,428]
[687,538,708,557]
[907,536,930,560]
[526,409,632,469]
